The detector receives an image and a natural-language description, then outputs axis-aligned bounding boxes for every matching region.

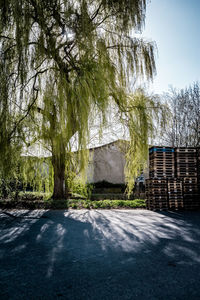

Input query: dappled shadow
[1,209,200,299]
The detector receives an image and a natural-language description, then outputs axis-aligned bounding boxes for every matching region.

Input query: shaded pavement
[1,209,200,299]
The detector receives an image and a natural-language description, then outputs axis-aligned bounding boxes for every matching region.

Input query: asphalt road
[1,209,200,300]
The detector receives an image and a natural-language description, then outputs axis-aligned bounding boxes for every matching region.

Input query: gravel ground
[1,209,200,300]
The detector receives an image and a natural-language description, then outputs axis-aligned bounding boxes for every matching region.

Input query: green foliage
[68,180,89,198]
[21,157,54,194]
[0,61,24,198]
[0,154,54,199]
[18,191,51,201]
[0,197,146,209]
[65,169,93,198]
[123,89,168,195]
[89,199,145,209]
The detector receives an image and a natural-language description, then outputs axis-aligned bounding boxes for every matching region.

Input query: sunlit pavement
[1,209,200,300]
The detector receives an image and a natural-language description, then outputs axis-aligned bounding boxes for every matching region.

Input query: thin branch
[0,35,14,40]
[91,2,103,21]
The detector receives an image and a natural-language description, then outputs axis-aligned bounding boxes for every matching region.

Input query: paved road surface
[1,209,200,299]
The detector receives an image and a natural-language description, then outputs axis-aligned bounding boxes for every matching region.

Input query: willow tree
[0,45,25,197]
[0,0,157,199]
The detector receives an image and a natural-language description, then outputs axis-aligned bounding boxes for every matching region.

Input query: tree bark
[49,105,77,199]
[51,138,68,199]
[52,156,65,199]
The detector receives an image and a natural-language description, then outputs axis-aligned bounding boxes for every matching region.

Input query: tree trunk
[49,109,77,199]
[52,158,65,199]
[51,138,68,199]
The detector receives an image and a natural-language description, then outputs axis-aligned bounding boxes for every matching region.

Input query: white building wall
[87,142,126,184]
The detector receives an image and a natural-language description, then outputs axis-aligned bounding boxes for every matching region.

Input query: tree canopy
[160,82,200,147]
[0,0,161,198]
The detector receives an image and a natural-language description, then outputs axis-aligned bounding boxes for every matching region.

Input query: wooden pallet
[149,154,174,160]
[184,186,199,191]
[176,170,197,176]
[147,192,168,197]
[150,169,175,174]
[150,164,175,168]
[149,172,175,178]
[146,186,168,191]
[150,152,174,156]
[175,147,197,153]
[176,162,197,167]
[146,187,168,194]
[146,179,167,184]
[183,189,199,194]
[176,164,197,170]
[150,150,174,155]
[149,160,174,164]
[150,168,175,172]
[183,177,198,184]
[149,170,175,175]
[174,152,197,162]
[168,192,183,196]
[146,202,168,210]
[146,187,167,191]
[168,178,182,182]
[149,146,174,153]
[146,195,168,202]
[168,184,182,190]
[176,157,197,163]
[176,168,197,173]
[168,199,184,210]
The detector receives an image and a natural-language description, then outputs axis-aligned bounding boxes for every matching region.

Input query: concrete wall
[87,141,126,184]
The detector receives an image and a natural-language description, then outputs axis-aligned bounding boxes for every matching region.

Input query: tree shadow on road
[1,209,200,299]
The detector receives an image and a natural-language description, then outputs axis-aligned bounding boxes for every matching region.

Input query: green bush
[71,203,77,209]
[89,199,146,209]
[0,197,146,209]
[66,176,93,199]
[18,191,51,201]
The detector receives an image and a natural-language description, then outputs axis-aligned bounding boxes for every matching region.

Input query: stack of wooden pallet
[197,147,200,180]
[146,179,168,210]
[183,177,200,210]
[175,148,197,177]
[146,146,174,210]
[175,148,199,210]
[168,178,183,210]
[146,146,200,211]
[149,147,175,178]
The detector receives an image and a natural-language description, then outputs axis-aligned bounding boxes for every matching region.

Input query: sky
[139,0,200,94]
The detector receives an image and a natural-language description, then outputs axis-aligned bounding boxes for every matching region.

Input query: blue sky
[140,0,200,94]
